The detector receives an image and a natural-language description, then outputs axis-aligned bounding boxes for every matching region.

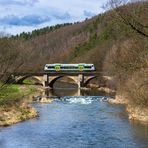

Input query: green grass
[73,33,99,58]
[0,83,37,107]
[23,79,34,85]
[72,21,115,59]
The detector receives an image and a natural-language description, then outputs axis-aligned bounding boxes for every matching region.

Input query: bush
[125,69,148,107]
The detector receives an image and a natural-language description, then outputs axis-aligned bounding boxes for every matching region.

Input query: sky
[0,0,108,35]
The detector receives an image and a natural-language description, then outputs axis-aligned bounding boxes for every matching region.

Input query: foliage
[73,33,99,57]
[23,79,34,85]
[125,69,148,107]
[12,23,73,40]
[0,84,36,107]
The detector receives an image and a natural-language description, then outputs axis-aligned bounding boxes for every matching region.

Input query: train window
[68,66,75,69]
[48,66,54,68]
[61,67,66,69]
[84,66,92,68]
[61,66,78,69]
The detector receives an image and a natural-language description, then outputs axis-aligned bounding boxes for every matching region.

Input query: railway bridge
[11,72,104,88]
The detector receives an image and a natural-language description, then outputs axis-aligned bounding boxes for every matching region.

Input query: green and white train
[44,63,95,72]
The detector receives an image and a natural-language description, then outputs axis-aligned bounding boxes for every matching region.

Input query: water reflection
[42,82,114,98]
[44,88,81,97]
[42,88,114,98]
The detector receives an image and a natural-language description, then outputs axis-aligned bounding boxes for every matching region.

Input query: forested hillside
[0,1,148,109]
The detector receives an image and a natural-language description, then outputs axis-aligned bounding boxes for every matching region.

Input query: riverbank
[0,84,41,126]
[0,102,37,126]
[109,95,148,124]
[86,84,116,94]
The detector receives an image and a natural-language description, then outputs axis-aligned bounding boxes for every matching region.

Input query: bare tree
[104,0,148,37]
[0,38,24,87]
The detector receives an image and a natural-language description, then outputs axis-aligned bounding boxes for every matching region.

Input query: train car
[44,63,95,72]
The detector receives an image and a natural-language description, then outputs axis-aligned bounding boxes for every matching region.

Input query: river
[0,83,148,148]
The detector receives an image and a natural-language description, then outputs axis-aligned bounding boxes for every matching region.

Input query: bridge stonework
[43,74,91,88]
[12,72,101,88]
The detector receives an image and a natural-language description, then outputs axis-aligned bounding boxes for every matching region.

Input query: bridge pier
[78,74,84,88]
[43,74,85,88]
[43,74,50,88]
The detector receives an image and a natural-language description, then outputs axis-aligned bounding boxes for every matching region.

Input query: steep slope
[14,2,147,73]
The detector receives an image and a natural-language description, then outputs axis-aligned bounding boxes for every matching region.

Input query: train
[44,63,95,72]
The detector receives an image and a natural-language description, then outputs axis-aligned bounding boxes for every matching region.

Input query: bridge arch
[48,76,78,88]
[16,76,43,85]
[84,76,98,87]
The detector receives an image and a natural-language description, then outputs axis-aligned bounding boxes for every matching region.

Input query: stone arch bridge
[11,72,105,88]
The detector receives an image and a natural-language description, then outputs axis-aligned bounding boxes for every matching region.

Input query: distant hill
[8,2,147,72]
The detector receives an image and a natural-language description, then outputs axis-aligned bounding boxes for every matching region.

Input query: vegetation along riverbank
[0,84,39,126]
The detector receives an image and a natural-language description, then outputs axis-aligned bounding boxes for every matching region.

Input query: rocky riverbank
[127,105,148,124]
[87,84,116,94]
[0,103,38,126]
[109,95,148,124]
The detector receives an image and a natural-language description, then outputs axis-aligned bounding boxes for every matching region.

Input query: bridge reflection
[43,87,80,97]
[33,86,113,102]
[41,87,109,98]
[32,82,113,102]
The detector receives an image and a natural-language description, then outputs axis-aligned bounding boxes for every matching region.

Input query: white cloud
[0,0,108,35]
[0,0,39,6]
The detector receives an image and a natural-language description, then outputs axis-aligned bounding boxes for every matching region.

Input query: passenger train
[44,63,95,72]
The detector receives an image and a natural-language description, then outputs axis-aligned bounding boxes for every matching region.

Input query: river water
[0,84,148,148]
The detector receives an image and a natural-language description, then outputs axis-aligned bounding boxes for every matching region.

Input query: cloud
[0,0,39,6]
[83,10,96,17]
[52,12,71,20]
[0,15,50,26]
[0,0,109,35]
